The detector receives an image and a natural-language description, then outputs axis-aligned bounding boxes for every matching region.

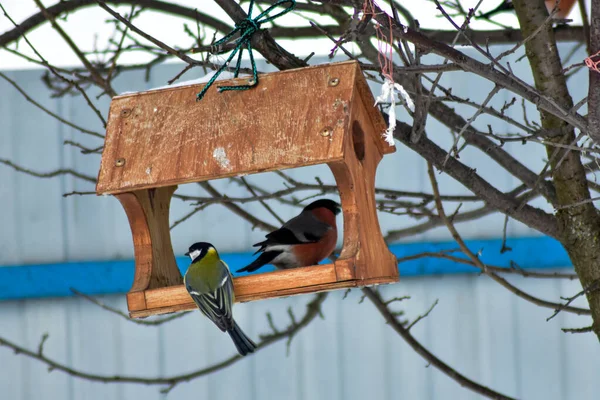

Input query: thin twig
[71,288,191,325]
[406,299,439,330]
[34,0,116,97]
[546,279,600,321]
[0,292,327,392]
[239,177,285,225]
[0,72,104,138]
[363,287,516,400]
[0,159,97,183]
[427,162,589,316]
[0,2,107,127]
[562,325,593,334]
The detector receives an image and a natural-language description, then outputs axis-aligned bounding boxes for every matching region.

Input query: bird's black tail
[237,251,280,273]
[227,320,257,356]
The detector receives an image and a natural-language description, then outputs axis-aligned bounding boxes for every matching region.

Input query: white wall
[1,273,597,400]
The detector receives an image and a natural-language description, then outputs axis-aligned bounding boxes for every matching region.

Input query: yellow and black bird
[184,242,257,356]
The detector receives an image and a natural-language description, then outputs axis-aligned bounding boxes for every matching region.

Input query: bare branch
[34,0,116,97]
[562,325,593,333]
[396,250,578,280]
[199,181,278,232]
[0,72,104,138]
[0,293,327,391]
[71,288,191,325]
[363,287,516,400]
[0,159,97,184]
[0,2,107,127]
[392,120,559,239]
[406,299,439,330]
[427,162,589,316]
[546,279,600,321]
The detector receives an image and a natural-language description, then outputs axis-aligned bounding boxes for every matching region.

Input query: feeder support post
[115,186,182,311]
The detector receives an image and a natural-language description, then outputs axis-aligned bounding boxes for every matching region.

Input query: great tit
[237,199,341,273]
[184,242,257,356]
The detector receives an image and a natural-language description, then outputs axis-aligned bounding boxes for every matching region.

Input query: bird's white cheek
[188,249,201,260]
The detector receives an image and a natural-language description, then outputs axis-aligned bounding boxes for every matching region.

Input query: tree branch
[392,120,559,239]
[0,72,104,139]
[427,161,589,316]
[513,0,600,339]
[362,287,516,400]
[0,159,97,183]
[0,292,327,392]
[317,0,588,134]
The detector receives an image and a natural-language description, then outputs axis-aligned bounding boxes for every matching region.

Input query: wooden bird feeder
[96,60,398,318]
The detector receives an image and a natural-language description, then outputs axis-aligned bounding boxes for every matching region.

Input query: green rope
[196,0,296,101]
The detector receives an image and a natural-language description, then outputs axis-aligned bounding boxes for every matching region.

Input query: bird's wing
[256,212,331,247]
[186,265,234,332]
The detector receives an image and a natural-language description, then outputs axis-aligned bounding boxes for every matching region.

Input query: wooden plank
[233,263,339,296]
[126,291,147,312]
[129,263,355,317]
[334,257,355,281]
[345,96,399,283]
[130,280,358,319]
[97,61,361,194]
[116,187,182,291]
[145,263,338,308]
[128,262,398,319]
[327,113,398,285]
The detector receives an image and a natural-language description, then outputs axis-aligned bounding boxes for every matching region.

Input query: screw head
[320,128,332,137]
[115,158,126,167]
[120,108,132,118]
[328,78,340,87]
[248,78,256,85]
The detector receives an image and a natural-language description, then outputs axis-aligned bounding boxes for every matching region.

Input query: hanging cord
[585,50,600,74]
[362,1,413,146]
[362,0,394,81]
[195,0,296,101]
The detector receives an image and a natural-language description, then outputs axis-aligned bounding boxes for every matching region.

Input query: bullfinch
[477,0,576,20]
[237,199,341,273]
[184,242,257,356]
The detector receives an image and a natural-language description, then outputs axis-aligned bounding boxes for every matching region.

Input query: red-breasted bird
[477,0,576,20]
[185,242,257,356]
[237,199,341,273]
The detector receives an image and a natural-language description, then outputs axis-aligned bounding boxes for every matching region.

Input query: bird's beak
[184,251,190,256]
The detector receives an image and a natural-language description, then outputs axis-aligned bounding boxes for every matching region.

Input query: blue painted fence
[0,236,569,300]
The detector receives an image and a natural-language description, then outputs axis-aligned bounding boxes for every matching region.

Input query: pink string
[363,0,394,81]
[585,51,600,74]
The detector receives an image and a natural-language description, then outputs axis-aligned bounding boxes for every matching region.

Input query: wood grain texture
[349,93,398,282]
[97,60,398,317]
[126,291,146,312]
[129,262,357,317]
[115,186,182,291]
[328,82,399,284]
[99,61,367,194]
[130,279,357,318]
